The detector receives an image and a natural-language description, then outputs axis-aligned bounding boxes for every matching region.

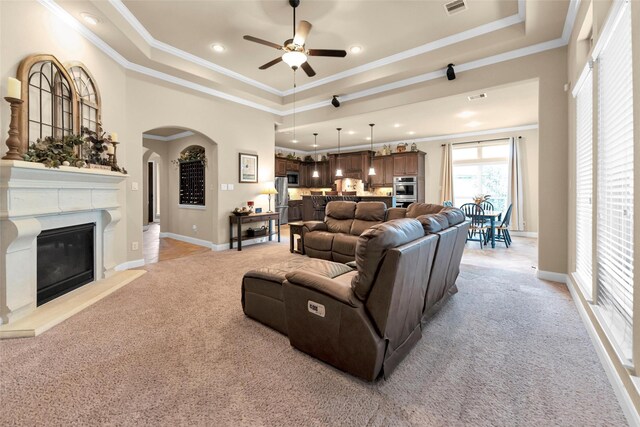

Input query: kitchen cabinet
[286,160,300,172]
[288,200,303,222]
[370,156,394,187]
[393,152,422,176]
[275,157,287,177]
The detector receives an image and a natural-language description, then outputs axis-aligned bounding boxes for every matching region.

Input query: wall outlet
[131,182,139,191]
[131,241,139,251]
[192,225,197,231]
[228,184,234,191]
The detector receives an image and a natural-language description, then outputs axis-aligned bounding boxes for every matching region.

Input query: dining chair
[460,203,487,248]
[494,204,513,248]
[479,200,494,211]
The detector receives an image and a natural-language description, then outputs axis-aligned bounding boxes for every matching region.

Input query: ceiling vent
[468,93,487,101]
[444,0,467,15]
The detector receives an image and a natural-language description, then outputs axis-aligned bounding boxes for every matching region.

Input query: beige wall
[414,128,539,233]
[0,1,276,263]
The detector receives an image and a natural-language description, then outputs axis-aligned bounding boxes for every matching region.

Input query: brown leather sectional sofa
[241,202,470,381]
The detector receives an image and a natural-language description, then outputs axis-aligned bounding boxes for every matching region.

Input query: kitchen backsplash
[288,179,392,200]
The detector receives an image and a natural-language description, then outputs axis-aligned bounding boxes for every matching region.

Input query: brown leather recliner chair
[283,219,438,381]
[303,201,387,263]
[387,203,470,319]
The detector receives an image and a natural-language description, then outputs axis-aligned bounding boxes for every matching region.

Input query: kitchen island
[298,195,396,221]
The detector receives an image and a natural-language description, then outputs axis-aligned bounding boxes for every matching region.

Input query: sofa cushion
[333,233,359,258]
[386,208,407,221]
[406,203,444,218]
[349,202,386,236]
[416,214,445,234]
[440,207,465,226]
[304,231,335,251]
[351,218,425,301]
[326,201,357,219]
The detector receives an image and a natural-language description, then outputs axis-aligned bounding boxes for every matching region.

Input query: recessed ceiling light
[291,139,298,143]
[457,111,476,118]
[312,144,319,147]
[466,121,481,127]
[80,12,100,26]
[210,43,226,53]
[348,131,355,135]
[407,131,415,135]
[349,45,363,54]
[393,123,401,128]
[365,137,371,141]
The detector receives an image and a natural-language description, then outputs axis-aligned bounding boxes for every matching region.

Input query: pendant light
[368,123,376,176]
[312,133,319,178]
[335,127,343,177]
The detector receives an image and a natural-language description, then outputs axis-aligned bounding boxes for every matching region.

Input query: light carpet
[0,241,627,426]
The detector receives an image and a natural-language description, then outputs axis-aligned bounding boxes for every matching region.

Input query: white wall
[0,1,277,264]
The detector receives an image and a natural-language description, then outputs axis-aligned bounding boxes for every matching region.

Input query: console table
[229,212,280,251]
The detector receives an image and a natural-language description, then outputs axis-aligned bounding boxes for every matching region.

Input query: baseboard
[115,259,145,271]
[536,270,568,284]
[159,232,213,249]
[566,277,640,427]
[212,236,271,251]
[510,231,538,238]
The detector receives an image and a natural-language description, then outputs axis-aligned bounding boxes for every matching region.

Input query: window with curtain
[452,141,510,211]
[574,70,593,298]
[596,4,633,361]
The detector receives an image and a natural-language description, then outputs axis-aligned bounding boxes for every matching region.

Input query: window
[26,59,75,142]
[452,141,510,211]
[68,64,100,134]
[574,69,593,298]
[595,4,634,361]
[178,146,206,206]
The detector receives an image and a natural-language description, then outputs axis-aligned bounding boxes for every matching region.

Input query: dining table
[475,210,503,248]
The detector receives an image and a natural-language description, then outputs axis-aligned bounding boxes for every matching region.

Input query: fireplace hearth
[37,223,95,306]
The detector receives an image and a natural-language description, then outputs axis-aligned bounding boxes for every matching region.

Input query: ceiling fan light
[335,168,343,177]
[368,167,376,176]
[282,51,307,68]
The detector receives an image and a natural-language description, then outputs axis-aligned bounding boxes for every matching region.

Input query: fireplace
[37,223,95,306]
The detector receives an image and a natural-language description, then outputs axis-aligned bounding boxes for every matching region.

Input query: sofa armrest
[285,271,359,307]
[303,221,328,233]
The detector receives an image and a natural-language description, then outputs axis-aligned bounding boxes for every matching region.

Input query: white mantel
[0,160,128,325]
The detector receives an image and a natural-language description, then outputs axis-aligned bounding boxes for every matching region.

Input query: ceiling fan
[243,0,347,77]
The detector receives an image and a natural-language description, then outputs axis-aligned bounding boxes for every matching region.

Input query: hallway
[143,223,209,265]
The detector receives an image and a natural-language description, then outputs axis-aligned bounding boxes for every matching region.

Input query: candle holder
[107,153,115,166]
[111,140,120,170]
[3,97,24,160]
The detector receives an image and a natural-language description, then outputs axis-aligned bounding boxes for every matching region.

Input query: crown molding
[108,0,282,96]
[142,131,195,141]
[37,0,578,118]
[276,124,539,154]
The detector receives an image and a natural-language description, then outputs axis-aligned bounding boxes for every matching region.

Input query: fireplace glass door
[37,223,95,306]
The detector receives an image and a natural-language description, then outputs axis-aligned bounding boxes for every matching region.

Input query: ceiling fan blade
[259,57,283,70]
[243,35,282,50]
[301,61,316,77]
[308,49,347,58]
[293,20,312,46]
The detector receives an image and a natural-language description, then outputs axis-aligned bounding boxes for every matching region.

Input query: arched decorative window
[67,63,101,134]
[177,145,206,206]
[17,55,78,149]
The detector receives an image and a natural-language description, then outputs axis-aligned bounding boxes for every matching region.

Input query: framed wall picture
[239,153,258,183]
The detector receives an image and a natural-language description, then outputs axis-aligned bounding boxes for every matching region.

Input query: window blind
[575,70,593,297]
[596,4,634,360]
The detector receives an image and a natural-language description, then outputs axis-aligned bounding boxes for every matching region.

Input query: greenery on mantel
[22,127,127,173]
[172,146,207,166]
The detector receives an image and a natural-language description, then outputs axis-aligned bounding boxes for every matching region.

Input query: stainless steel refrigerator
[275,177,288,224]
